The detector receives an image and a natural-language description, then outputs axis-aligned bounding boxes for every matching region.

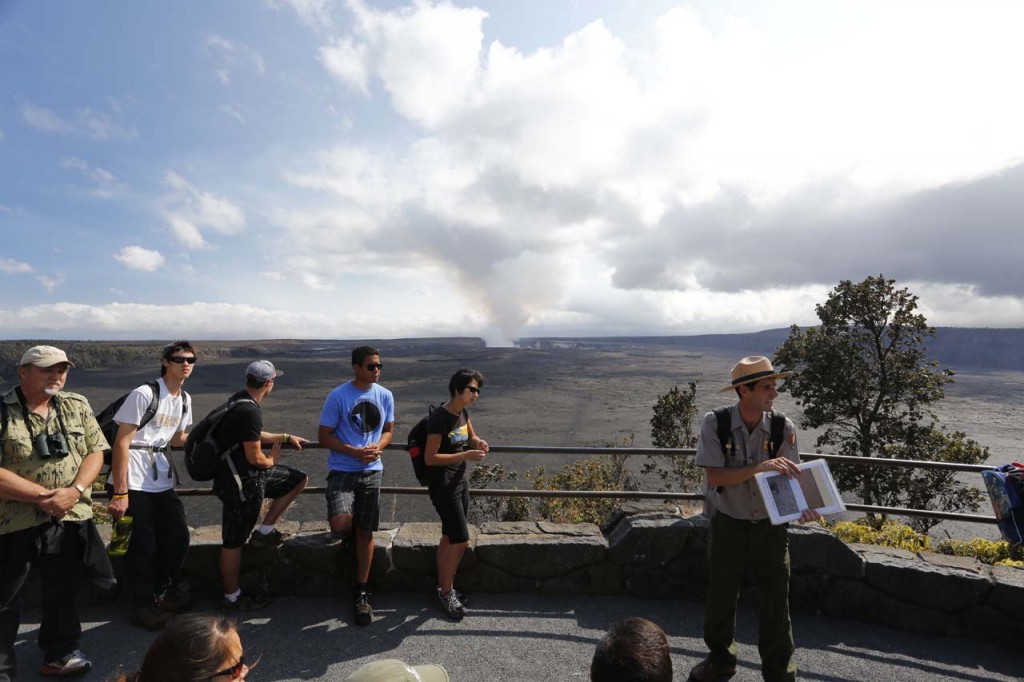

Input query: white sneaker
[40,649,92,676]
[434,587,465,620]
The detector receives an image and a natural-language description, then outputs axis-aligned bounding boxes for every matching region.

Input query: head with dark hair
[161,340,196,377]
[448,368,485,398]
[590,617,672,682]
[123,613,248,682]
[351,345,380,367]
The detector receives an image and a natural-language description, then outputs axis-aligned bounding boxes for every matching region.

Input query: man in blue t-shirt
[317,345,394,626]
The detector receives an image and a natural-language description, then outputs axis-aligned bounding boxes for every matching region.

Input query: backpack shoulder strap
[137,380,161,431]
[769,412,787,458]
[713,406,732,456]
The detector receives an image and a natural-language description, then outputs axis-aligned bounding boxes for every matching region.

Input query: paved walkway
[14,593,1021,681]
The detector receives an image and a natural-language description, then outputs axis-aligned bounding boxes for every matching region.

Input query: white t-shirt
[113,378,192,492]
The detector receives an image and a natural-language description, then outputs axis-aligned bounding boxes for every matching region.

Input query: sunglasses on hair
[466,386,480,394]
[208,655,244,680]
[167,356,197,365]
[364,363,383,371]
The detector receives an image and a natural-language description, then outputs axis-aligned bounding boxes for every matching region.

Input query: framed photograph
[754,458,846,525]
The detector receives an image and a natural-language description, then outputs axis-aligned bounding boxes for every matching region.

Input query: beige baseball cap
[19,345,75,368]
[344,660,449,682]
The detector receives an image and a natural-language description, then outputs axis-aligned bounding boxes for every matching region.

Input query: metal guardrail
[104,442,998,526]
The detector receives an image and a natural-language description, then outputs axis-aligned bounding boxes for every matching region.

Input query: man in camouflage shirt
[0,346,108,679]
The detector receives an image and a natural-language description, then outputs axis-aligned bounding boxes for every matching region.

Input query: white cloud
[18,97,136,140]
[18,99,74,133]
[61,157,127,198]
[76,107,138,141]
[299,272,335,291]
[220,105,246,124]
[319,38,370,94]
[206,33,266,86]
[269,0,1024,341]
[36,274,64,293]
[283,0,334,32]
[115,246,165,272]
[0,300,450,340]
[161,171,246,249]
[320,0,487,126]
[0,258,34,274]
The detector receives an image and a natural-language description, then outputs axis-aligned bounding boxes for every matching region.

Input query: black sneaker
[130,603,173,631]
[688,658,737,682]
[40,649,92,677]
[157,582,193,613]
[222,591,272,613]
[354,590,373,626]
[434,587,465,621]
[249,528,287,548]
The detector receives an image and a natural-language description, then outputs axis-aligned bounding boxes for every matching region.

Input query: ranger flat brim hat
[344,659,449,682]
[720,355,792,392]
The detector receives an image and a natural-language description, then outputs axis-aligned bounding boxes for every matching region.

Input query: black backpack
[405,405,438,486]
[184,398,255,492]
[95,381,189,467]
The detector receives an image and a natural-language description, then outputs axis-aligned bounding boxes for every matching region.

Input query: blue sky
[2,0,1022,345]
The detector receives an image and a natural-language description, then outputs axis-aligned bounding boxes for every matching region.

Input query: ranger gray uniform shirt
[695,404,799,521]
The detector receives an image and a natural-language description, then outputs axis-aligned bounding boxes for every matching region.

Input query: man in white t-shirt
[106,341,195,630]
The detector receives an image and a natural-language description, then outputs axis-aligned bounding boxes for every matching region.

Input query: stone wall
[168,503,1022,650]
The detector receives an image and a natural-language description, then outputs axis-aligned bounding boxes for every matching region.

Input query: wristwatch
[72,483,86,496]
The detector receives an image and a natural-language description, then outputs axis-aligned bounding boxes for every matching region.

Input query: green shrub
[830,519,931,552]
[528,455,631,526]
[936,537,1024,566]
[467,463,531,524]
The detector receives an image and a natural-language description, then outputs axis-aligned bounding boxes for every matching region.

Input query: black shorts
[428,480,470,544]
[220,464,307,549]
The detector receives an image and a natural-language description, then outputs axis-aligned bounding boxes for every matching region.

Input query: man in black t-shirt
[213,360,308,612]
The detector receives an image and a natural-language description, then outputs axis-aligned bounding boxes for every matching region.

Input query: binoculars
[35,432,70,459]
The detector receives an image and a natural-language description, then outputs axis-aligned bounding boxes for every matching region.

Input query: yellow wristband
[281,433,290,444]
[112,493,129,500]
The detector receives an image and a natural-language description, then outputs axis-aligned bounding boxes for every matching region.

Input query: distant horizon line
[2,325,1022,345]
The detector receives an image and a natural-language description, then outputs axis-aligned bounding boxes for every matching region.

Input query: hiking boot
[157,582,193,613]
[687,658,737,682]
[40,649,92,677]
[248,527,287,548]
[434,587,465,621]
[130,602,173,631]
[221,591,272,613]
[354,590,374,626]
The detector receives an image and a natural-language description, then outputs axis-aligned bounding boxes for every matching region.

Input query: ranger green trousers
[703,512,796,682]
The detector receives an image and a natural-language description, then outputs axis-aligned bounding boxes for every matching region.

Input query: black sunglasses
[466,386,480,394]
[167,356,197,365]
[364,363,383,371]
[208,655,244,680]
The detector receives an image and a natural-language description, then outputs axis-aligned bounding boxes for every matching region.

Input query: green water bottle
[109,515,133,557]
